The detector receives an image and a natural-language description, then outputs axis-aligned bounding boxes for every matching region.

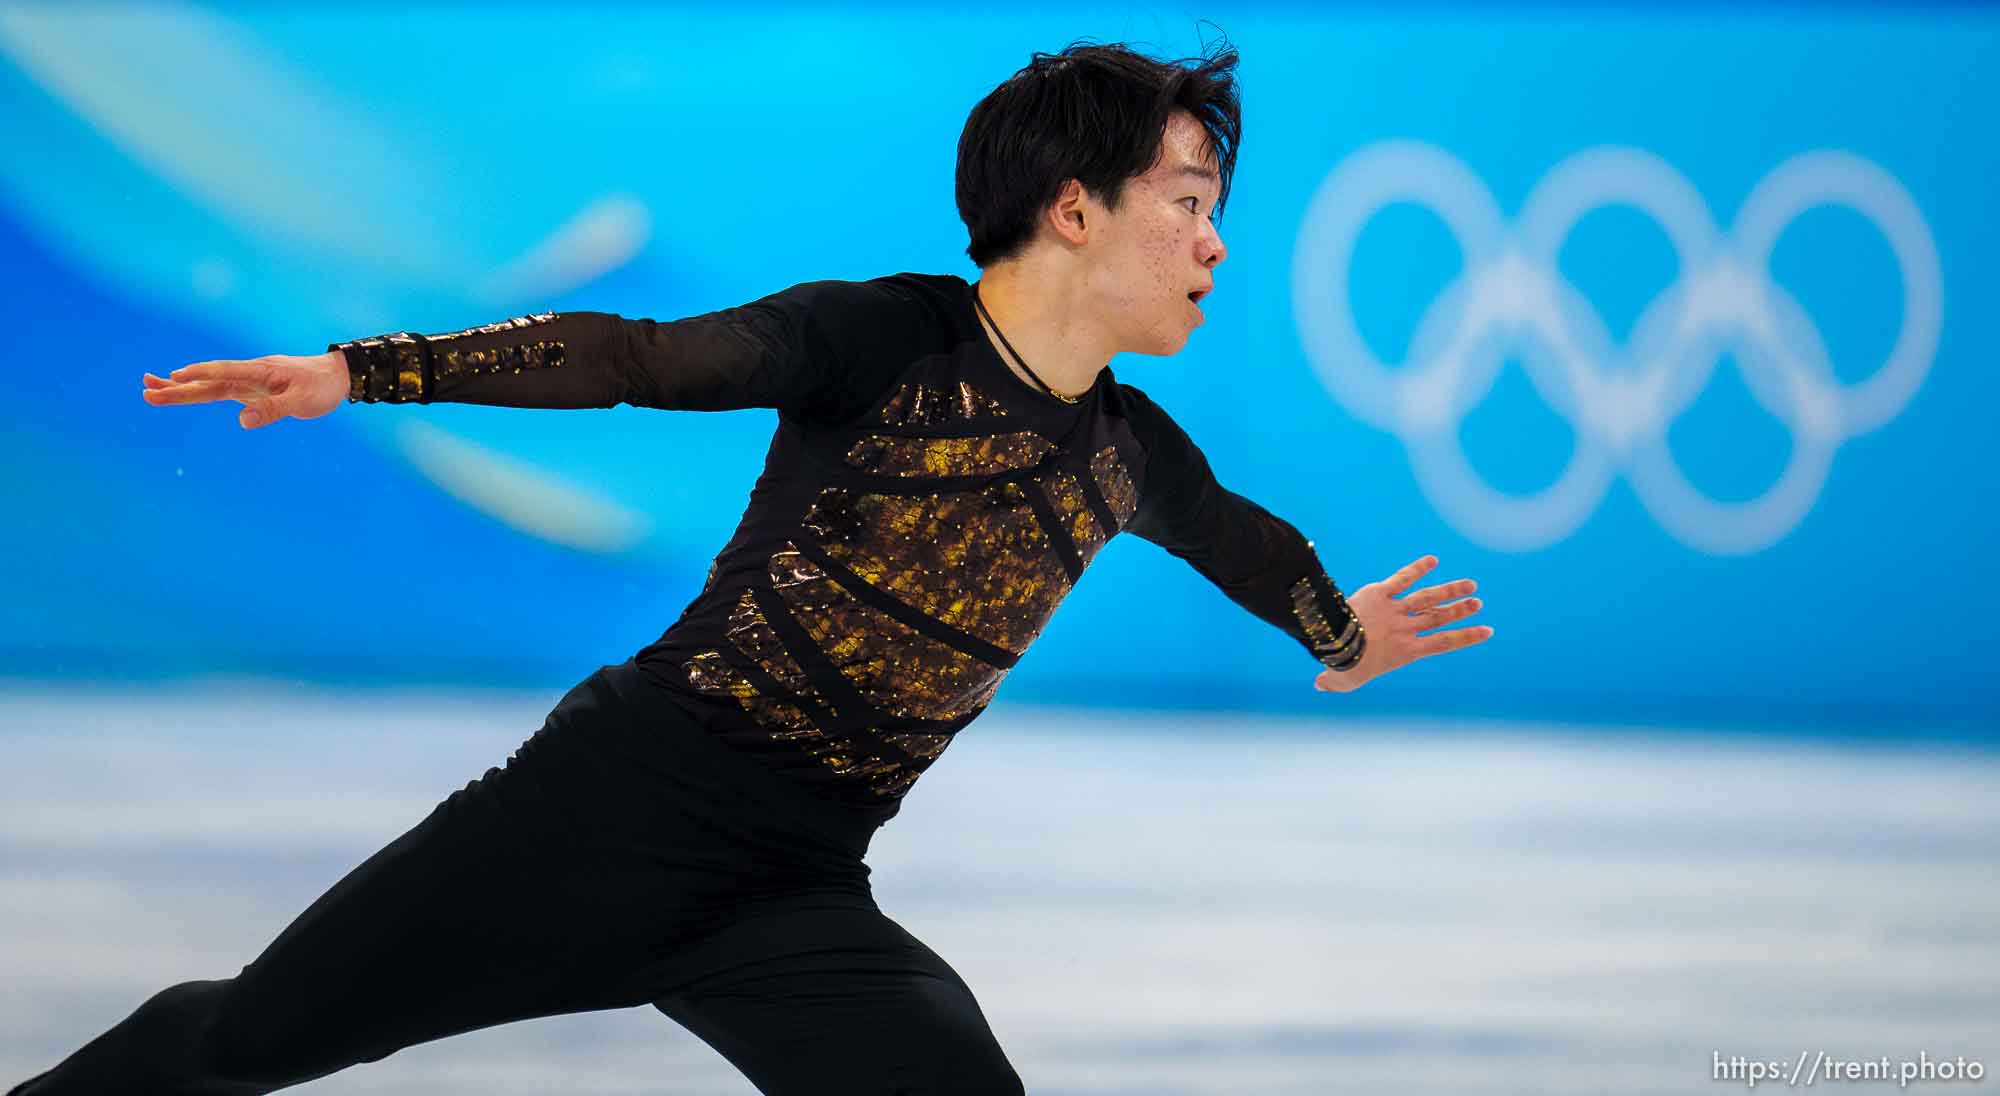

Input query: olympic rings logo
[1291,142,1941,555]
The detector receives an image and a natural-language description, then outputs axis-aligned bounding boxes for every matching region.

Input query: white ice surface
[2,683,1995,1094]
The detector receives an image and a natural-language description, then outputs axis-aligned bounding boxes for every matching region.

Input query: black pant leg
[10,666,797,1095]
[651,902,1025,1096]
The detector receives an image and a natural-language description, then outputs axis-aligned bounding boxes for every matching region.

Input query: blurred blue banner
[2,5,1993,736]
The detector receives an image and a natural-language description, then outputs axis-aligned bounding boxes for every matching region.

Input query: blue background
[3,5,1994,738]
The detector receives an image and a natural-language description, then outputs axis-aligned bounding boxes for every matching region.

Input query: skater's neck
[973,262,1113,402]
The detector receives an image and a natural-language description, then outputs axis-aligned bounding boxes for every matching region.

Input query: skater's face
[1073,110,1228,356]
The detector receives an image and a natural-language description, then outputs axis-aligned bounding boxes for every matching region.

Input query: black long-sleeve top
[333,273,1365,826]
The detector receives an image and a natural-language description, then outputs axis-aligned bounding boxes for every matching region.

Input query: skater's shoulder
[1107,378,1175,429]
[770,272,967,345]
[1105,379,1207,468]
[867,271,971,298]
[857,272,973,325]
[781,272,967,312]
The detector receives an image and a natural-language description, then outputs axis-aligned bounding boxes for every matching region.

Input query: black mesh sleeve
[1118,383,1366,672]
[330,277,942,420]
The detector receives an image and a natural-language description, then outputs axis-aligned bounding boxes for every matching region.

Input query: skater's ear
[1044,179,1091,247]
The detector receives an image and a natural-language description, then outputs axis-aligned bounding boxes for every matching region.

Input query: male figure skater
[17,39,1491,1095]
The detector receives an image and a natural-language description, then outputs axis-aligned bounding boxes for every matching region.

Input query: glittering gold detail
[805,744,908,792]
[336,333,426,402]
[802,484,1067,655]
[958,382,1008,418]
[680,649,913,794]
[337,314,564,403]
[829,752,908,787]
[878,380,1010,425]
[1289,576,1365,669]
[394,350,423,401]
[880,731,952,763]
[723,590,836,715]
[436,341,566,379]
[1043,470,1106,560]
[1090,445,1138,527]
[769,544,1007,720]
[428,313,560,341]
[843,432,1052,478]
[682,651,813,734]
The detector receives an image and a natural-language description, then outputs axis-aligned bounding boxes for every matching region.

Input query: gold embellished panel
[769,544,1007,721]
[338,313,564,403]
[1043,470,1107,561]
[389,338,423,401]
[1090,445,1139,527]
[830,750,910,791]
[843,432,1052,478]
[1288,576,1366,669]
[339,333,425,402]
[724,590,838,716]
[429,313,560,341]
[681,650,816,738]
[802,483,1069,655]
[680,649,912,794]
[878,380,1010,425]
[436,341,566,379]
[880,731,953,763]
[868,768,922,799]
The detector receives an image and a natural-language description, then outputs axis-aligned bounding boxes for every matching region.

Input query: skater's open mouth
[1187,287,1210,303]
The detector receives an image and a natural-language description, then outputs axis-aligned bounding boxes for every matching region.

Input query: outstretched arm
[141,278,944,429]
[327,301,809,411]
[1118,384,1491,693]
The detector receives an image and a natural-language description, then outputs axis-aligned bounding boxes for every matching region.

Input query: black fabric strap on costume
[788,538,1022,670]
[745,583,883,720]
[973,283,1077,404]
[1075,472,1123,545]
[1021,483,1085,583]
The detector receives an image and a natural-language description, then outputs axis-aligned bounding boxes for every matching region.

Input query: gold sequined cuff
[331,333,429,404]
[1289,573,1367,672]
[334,314,568,404]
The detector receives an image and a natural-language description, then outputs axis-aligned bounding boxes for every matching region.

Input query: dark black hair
[955,38,1242,268]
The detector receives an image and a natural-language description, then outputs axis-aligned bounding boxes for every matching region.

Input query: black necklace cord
[973,283,1082,404]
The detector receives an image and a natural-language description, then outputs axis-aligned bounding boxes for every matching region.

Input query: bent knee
[137,978,297,1088]
[129,979,243,1083]
[198,978,333,1089]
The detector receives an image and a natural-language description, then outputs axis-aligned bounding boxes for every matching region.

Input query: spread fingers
[1403,578,1477,614]
[142,379,240,406]
[1411,597,1483,629]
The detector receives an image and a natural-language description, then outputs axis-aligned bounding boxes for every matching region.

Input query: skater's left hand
[1313,555,1492,694]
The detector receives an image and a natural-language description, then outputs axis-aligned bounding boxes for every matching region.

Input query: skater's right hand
[141,350,351,430]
